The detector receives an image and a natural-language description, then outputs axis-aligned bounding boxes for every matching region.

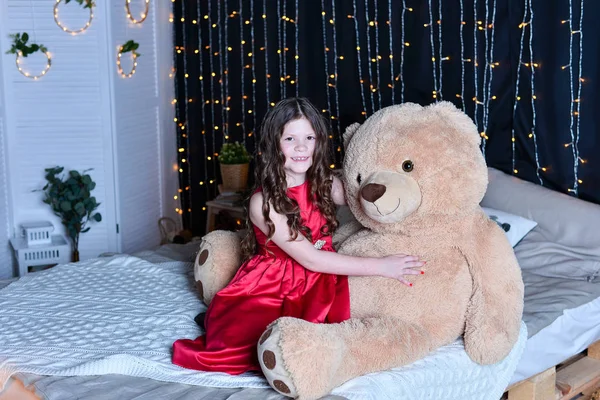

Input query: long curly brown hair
[240,97,338,260]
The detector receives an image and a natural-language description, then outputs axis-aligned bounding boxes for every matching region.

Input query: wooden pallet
[506,341,600,400]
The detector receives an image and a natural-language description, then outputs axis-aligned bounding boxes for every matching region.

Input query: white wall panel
[0,0,179,277]
[110,0,160,253]
[0,55,13,279]
[1,0,118,269]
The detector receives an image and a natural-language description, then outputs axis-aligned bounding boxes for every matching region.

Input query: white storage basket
[21,221,54,246]
[10,222,71,277]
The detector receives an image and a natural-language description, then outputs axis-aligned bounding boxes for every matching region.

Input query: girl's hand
[377,254,425,287]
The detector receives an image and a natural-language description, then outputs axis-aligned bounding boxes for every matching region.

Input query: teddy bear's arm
[332,220,365,249]
[460,222,524,365]
[194,230,244,305]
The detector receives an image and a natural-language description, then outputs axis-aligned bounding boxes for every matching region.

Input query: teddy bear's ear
[343,122,361,149]
[430,101,482,148]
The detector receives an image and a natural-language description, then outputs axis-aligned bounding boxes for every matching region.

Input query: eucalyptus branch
[120,40,141,58]
[35,166,102,252]
[5,33,48,57]
[64,0,95,9]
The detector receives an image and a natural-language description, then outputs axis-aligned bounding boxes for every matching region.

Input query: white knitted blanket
[0,255,268,391]
[331,322,527,400]
[0,254,526,399]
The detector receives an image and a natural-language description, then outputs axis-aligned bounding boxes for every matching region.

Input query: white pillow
[482,207,537,247]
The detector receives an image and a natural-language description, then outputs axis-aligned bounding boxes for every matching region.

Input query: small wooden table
[205,200,245,233]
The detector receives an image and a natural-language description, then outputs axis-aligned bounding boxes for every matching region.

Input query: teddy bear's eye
[356,173,362,184]
[402,160,414,172]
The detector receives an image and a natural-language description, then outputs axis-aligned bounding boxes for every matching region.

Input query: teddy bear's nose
[361,183,387,203]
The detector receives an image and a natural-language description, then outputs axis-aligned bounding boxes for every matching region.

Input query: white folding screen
[0,0,179,277]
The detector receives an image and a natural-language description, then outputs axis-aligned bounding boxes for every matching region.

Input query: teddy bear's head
[342,101,488,233]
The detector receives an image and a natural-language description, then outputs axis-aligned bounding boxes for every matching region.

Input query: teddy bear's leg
[257,316,437,399]
[194,230,244,305]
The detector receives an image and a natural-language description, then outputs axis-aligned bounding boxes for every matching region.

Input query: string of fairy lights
[481,0,497,154]
[351,1,367,117]
[172,0,590,223]
[194,0,209,213]
[322,0,343,159]
[510,3,528,176]
[459,0,466,110]
[115,45,138,78]
[125,0,149,24]
[473,0,480,131]
[330,0,342,152]
[481,0,490,150]
[282,1,287,98]
[564,0,586,194]
[321,1,339,165]
[53,0,93,35]
[238,2,246,144]
[207,0,217,164]
[14,47,51,80]
[427,1,438,101]
[398,3,412,104]
[174,0,191,217]
[573,0,585,194]
[172,0,184,217]
[364,1,375,112]
[437,0,443,99]
[217,0,226,146]
[426,0,452,102]
[373,1,382,109]
[185,0,194,216]
[11,0,148,80]
[390,2,397,104]
[249,0,258,140]
[13,0,53,80]
[526,0,542,185]
[321,0,334,143]
[262,0,270,107]
[223,1,230,140]
[295,0,299,97]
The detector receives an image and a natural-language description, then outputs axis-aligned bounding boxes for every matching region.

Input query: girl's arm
[331,175,346,206]
[249,192,424,286]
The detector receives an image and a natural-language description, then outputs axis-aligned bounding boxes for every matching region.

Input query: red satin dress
[172,181,351,374]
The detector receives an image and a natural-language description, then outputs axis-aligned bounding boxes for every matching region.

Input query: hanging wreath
[117,40,141,78]
[54,0,96,35]
[5,33,51,80]
[125,0,150,24]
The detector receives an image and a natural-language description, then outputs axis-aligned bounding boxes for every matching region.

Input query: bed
[1,167,599,400]
[480,168,600,399]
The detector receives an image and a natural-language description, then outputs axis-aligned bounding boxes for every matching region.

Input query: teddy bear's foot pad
[193,245,212,302]
[257,324,298,398]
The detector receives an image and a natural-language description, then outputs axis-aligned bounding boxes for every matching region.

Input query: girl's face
[279,117,317,186]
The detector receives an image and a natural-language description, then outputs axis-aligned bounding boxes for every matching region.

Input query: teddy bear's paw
[257,323,298,398]
[193,241,212,304]
[192,230,244,305]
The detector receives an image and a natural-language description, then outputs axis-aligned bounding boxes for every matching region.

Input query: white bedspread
[0,256,268,391]
[0,255,527,400]
[332,323,527,400]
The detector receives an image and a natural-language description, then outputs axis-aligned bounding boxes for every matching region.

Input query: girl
[172,98,424,374]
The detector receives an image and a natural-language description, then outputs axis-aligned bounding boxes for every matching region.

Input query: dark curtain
[172,0,599,235]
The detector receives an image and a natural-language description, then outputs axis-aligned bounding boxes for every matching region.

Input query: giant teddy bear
[193,101,524,399]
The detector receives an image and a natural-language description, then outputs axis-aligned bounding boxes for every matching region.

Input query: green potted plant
[37,166,102,262]
[218,141,251,193]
